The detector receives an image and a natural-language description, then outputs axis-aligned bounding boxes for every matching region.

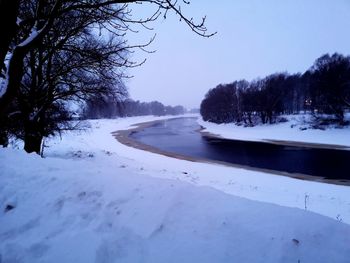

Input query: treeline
[200,53,350,126]
[83,98,186,119]
[121,100,186,117]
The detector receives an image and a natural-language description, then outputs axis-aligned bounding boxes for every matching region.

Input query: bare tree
[0,0,214,113]
[10,7,131,153]
[307,53,350,124]
[0,0,215,152]
[0,0,20,75]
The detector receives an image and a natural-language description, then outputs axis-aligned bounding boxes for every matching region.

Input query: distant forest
[200,53,350,126]
[83,98,186,119]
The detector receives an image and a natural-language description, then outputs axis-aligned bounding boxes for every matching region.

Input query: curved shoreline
[199,130,350,151]
[112,118,350,186]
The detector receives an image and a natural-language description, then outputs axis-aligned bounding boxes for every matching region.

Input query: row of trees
[0,0,213,154]
[120,100,186,117]
[83,98,186,119]
[200,53,350,126]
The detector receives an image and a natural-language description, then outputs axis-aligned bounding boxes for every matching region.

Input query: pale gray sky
[127,0,350,109]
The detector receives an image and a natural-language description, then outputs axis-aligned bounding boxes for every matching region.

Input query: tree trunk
[0,129,8,147]
[24,133,43,154]
[0,0,62,115]
[0,114,9,146]
[0,0,20,137]
[23,120,43,154]
[268,111,273,124]
[260,112,266,124]
[0,0,20,73]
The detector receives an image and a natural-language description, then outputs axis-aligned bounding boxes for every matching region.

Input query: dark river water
[130,117,350,181]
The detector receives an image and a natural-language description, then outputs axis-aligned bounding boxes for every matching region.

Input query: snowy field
[198,114,350,148]
[1,115,350,262]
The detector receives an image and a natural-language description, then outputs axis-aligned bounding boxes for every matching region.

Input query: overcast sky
[126,0,350,109]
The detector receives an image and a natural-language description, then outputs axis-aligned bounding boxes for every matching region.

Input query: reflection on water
[130,117,350,180]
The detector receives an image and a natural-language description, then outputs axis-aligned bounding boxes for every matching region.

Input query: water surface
[130,117,350,181]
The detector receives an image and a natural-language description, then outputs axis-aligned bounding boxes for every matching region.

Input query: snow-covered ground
[1,115,350,262]
[198,114,350,148]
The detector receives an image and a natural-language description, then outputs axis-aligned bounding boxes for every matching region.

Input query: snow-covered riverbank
[1,115,350,262]
[198,114,350,149]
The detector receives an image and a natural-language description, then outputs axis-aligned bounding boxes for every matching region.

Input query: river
[129,117,350,181]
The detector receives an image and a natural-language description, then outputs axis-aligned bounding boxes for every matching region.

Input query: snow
[0,77,7,98]
[18,29,40,48]
[1,115,350,262]
[198,114,350,148]
[0,53,13,98]
[0,28,42,99]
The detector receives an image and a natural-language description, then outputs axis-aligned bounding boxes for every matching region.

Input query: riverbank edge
[198,118,350,151]
[200,130,350,151]
[112,117,350,186]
